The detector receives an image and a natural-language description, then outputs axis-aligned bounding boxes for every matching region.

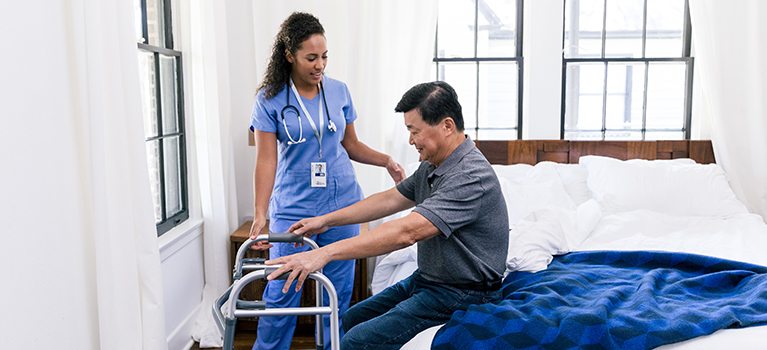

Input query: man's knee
[341,306,360,334]
[340,323,365,350]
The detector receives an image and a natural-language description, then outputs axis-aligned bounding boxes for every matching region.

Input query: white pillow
[553,163,592,205]
[505,199,602,273]
[495,162,576,227]
[580,155,748,217]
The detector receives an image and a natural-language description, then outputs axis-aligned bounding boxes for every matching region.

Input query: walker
[213,233,340,350]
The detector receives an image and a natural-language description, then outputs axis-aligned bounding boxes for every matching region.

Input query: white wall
[523,0,566,139]
[1,2,99,348]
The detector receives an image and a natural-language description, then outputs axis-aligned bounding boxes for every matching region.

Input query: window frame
[434,0,524,140]
[136,0,189,236]
[560,0,694,141]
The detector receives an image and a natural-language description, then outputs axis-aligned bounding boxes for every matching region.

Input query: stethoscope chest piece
[282,79,336,148]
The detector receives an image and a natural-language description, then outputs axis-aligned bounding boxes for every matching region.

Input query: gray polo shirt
[396,135,509,285]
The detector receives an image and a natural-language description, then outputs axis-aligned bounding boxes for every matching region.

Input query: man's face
[404,110,443,164]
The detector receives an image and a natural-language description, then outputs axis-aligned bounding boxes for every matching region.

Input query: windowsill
[158,217,204,261]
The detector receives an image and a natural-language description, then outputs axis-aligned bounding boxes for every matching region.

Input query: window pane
[645,62,686,129]
[438,63,477,131]
[477,0,517,57]
[604,0,644,58]
[478,62,517,130]
[645,131,683,140]
[564,62,605,131]
[604,62,645,131]
[138,51,158,138]
[146,140,162,223]
[146,0,165,47]
[159,55,178,134]
[163,137,182,218]
[134,0,144,43]
[437,0,476,58]
[605,130,642,140]
[565,130,602,140]
[645,0,685,57]
[478,129,518,140]
[564,0,605,58]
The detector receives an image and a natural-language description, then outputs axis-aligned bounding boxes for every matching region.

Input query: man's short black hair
[394,81,464,132]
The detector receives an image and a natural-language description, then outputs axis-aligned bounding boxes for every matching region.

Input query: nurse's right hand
[249,217,273,250]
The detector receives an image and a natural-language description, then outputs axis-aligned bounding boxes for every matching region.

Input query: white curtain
[689,0,767,222]
[189,0,241,347]
[72,0,168,348]
[251,0,436,197]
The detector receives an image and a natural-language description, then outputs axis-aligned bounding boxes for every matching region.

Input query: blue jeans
[341,271,502,350]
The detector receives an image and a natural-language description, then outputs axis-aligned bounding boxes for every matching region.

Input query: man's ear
[442,117,456,134]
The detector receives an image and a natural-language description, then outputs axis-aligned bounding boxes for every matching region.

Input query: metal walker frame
[213,233,340,350]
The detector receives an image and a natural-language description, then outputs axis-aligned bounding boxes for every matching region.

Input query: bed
[369,140,767,350]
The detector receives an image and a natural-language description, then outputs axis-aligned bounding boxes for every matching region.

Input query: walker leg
[223,318,237,350]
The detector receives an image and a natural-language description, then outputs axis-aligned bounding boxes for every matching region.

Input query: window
[562,0,693,140]
[434,0,523,140]
[135,0,188,236]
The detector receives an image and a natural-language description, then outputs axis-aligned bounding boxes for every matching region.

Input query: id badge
[311,162,327,187]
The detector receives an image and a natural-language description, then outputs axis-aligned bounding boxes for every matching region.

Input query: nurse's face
[286,34,327,89]
[404,110,449,166]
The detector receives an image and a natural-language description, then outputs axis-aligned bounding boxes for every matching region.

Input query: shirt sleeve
[396,173,417,202]
[341,83,358,124]
[251,92,278,133]
[413,171,484,238]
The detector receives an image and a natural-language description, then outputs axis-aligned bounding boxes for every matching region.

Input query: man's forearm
[323,187,413,227]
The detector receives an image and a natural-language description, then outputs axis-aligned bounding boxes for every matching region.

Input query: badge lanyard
[290,78,324,159]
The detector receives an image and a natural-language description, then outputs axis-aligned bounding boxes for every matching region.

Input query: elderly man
[264,81,509,349]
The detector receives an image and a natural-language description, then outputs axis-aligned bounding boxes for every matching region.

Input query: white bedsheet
[397,209,767,349]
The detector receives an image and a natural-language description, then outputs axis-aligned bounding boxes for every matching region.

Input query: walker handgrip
[268,232,304,243]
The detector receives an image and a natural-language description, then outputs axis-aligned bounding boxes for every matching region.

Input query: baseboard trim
[167,304,201,350]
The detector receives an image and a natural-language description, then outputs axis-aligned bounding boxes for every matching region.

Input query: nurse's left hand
[265,249,330,293]
[386,158,406,184]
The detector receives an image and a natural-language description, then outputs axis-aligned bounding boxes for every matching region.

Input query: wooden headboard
[475,140,715,165]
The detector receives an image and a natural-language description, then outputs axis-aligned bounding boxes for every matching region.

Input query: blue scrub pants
[253,224,359,350]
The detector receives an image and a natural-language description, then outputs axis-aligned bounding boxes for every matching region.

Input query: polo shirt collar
[429,135,474,178]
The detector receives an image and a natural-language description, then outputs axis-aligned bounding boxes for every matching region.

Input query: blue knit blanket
[432,251,767,350]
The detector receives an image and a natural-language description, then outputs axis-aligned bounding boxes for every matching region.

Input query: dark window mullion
[641,61,650,139]
[642,0,648,58]
[140,0,148,44]
[153,51,167,222]
[601,0,607,59]
[601,62,608,140]
[163,0,174,49]
[475,61,480,140]
[175,55,188,215]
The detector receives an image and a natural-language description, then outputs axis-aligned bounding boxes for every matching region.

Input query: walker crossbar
[232,233,319,280]
[216,267,340,350]
[213,233,334,350]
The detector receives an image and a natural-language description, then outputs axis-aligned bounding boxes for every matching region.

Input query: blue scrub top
[251,75,364,223]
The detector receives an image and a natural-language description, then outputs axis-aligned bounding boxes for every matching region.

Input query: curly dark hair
[257,12,325,100]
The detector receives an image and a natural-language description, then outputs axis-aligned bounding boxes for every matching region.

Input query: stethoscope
[281,78,337,149]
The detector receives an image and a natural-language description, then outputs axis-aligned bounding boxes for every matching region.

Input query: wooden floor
[189,329,316,350]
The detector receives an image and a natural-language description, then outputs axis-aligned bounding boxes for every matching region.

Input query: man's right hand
[249,217,273,250]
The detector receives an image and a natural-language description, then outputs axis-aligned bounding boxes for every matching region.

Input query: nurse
[248,12,405,350]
